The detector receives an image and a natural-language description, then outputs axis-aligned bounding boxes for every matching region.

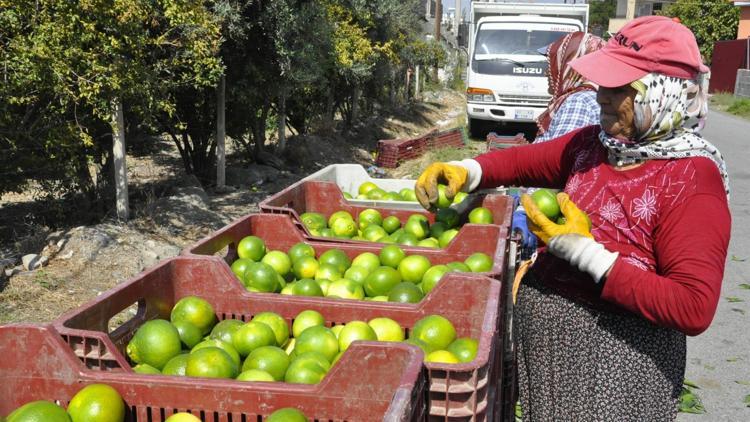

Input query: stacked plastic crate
[255,164,518,420]
[0,163,520,422]
[376,128,467,168]
[485,132,528,151]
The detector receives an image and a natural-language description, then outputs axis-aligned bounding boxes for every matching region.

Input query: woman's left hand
[521,192,592,244]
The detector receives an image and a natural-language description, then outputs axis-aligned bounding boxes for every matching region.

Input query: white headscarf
[598,73,729,198]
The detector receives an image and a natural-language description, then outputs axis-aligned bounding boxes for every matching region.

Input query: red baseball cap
[570,16,709,87]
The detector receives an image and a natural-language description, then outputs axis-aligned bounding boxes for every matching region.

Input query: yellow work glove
[415,162,468,210]
[520,192,592,245]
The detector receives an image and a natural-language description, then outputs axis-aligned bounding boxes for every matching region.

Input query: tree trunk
[278,86,287,152]
[216,75,226,188]
[254,100,271,158]
[75,150,97,215]
[415,65,421,100]
[111,99,129,221]
[351,84,361,125]
[405,68,412,101]
[325,86,335,131]
[390,68,397,106]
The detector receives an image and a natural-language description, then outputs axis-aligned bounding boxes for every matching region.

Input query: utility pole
[434,0,442,42]
[434,0,442,80]
[626,0,636,20]
[456,0,462,35]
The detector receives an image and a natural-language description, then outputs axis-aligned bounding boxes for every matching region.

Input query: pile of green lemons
[300,205,494,247]
[124,296,478,385]
[231,237,494,302]
[342,181,424,202]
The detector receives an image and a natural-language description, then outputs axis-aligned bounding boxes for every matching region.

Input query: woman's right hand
[415,162,468,209]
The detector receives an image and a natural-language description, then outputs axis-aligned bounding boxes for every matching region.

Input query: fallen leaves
[726,296,744,303]
[679,380,706,414]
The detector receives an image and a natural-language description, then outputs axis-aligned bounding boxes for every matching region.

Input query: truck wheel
[469,118,488,140]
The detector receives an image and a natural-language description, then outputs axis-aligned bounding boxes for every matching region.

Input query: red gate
[709,38,750,94]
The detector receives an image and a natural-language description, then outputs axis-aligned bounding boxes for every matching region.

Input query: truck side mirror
[458,23,468,48]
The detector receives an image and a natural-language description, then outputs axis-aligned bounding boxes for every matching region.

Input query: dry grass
[387,140,487,180]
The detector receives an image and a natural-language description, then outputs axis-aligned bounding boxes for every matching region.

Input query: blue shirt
[535,90,600,143]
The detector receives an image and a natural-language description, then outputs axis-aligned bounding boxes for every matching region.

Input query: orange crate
[50,255,503,420]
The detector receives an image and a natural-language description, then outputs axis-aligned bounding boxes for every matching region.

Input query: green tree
[0,0,223,201]
[661,0,740,62]
[220,0,302,159]
[589,0,616,36]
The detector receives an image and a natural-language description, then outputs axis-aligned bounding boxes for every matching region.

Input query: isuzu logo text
[513,67,542,74]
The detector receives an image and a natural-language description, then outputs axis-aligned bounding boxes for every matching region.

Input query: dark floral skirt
[515,274,685,422]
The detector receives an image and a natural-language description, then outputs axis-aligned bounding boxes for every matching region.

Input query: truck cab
[466,2,588,138]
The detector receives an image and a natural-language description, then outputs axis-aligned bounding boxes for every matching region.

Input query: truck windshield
[474,29,569,57]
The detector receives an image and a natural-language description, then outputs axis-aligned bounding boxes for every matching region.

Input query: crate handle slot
[57,264,174,333]
[108,299,148,336]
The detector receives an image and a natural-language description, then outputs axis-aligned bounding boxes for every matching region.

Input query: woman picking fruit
[415,16,730,421]
[512,31,606,259]
[534,31,605,143]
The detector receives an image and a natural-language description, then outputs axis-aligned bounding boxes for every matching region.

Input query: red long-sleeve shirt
[476,126,731,335]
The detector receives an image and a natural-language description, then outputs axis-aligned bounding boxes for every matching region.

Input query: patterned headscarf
[599,73,730,198]
[537,32,606,136]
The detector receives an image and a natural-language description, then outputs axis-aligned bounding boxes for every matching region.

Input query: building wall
[616,0,628,17]
[740,6,750,39]
[736,69,750,98]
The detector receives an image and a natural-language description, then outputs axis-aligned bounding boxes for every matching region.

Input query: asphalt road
[678,110,750,421]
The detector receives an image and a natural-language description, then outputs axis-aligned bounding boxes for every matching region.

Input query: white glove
[448,159,482,192]
[547,234,618,283]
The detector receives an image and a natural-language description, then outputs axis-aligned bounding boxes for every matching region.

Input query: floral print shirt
[475,126,731,335]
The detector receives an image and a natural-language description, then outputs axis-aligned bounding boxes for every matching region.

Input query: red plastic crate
[431,129,466,149]
[485,133,528,152]
[0,324,424,421]
[182,212,512,419]
[50,256,502,421]
[258,180,513,250]
[183,212,509,281]
[376,128,466,168]
[376,137,428,168]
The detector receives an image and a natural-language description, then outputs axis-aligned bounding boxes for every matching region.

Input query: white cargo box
[301,164,423,210]
[302,164,509,211]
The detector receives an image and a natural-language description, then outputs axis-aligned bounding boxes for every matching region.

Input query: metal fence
[709,38,750,94]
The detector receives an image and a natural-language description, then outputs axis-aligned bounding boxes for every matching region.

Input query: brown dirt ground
[0,88,485,324]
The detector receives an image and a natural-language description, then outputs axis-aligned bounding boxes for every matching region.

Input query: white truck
[465,1,589,138]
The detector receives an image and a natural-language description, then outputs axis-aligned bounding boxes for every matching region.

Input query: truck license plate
[514,109,534,120]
